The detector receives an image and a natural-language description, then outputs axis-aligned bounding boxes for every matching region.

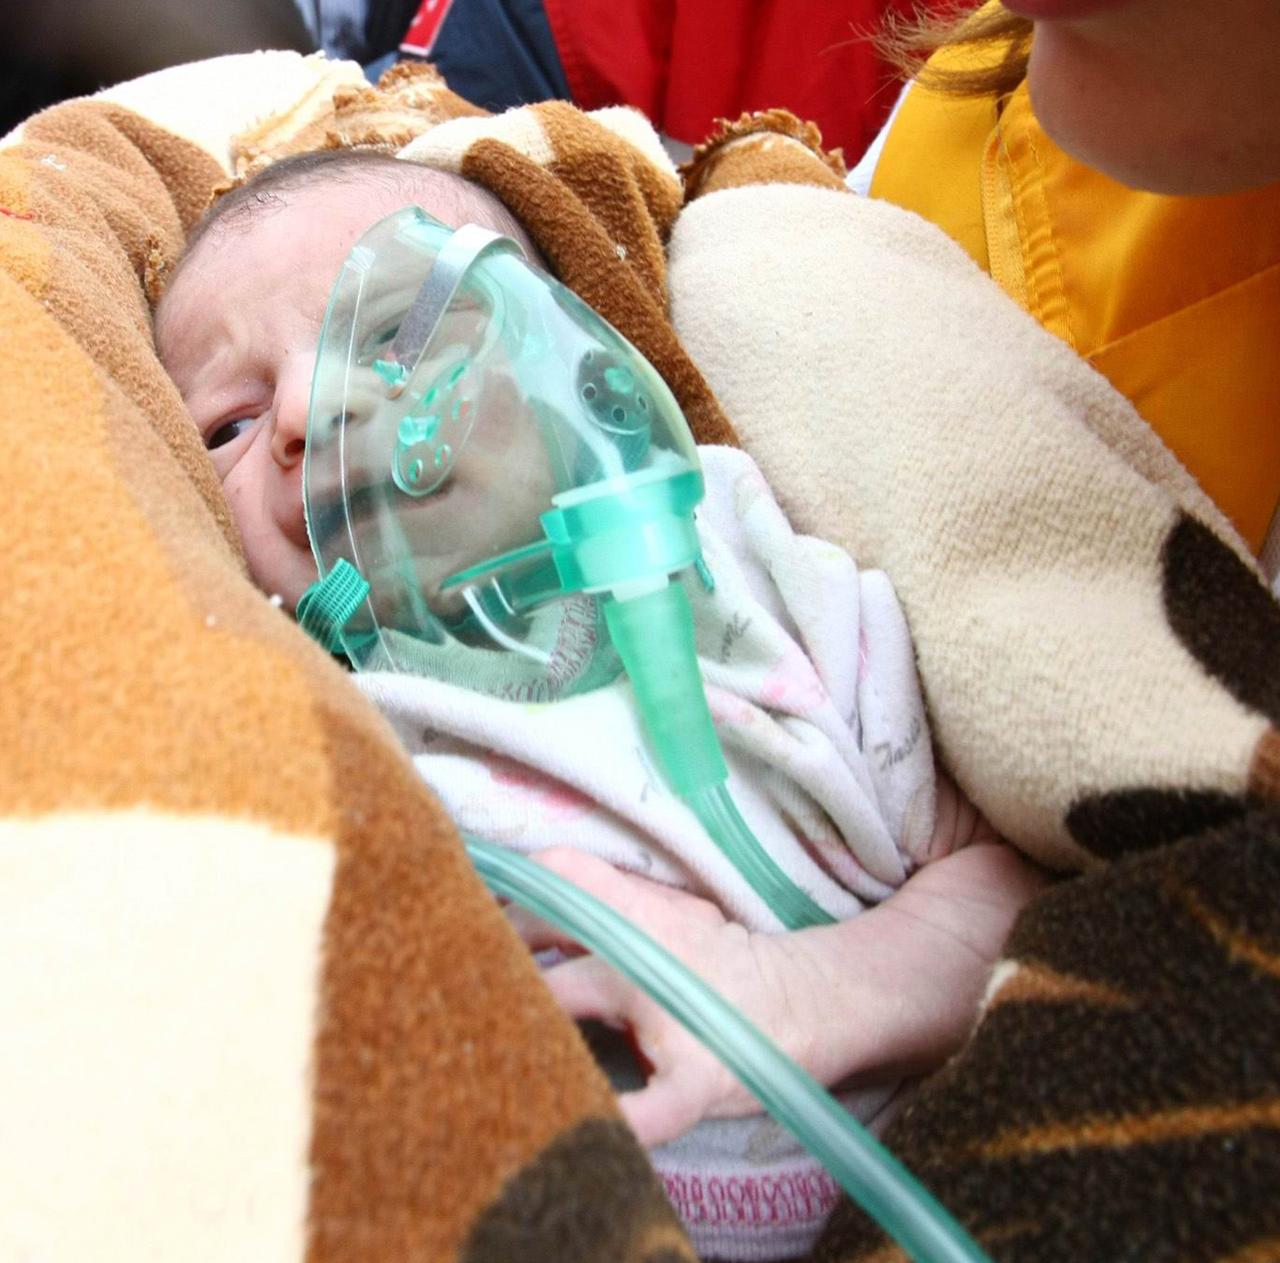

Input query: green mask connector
[603,582,727,797]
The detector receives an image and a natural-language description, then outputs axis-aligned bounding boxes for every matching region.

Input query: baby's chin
[248,554,318,615]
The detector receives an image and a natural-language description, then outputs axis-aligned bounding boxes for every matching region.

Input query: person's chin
[1026,24,1280,195]
[1027,33,1181,192]
[249,554,317,614]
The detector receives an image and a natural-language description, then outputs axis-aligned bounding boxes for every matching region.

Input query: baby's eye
[206,416,257,451]
[370,321,400,351]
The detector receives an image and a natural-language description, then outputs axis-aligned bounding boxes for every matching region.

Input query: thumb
[618,1061,723,1148]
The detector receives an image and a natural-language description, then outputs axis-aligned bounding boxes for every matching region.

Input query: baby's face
[156,177,538,611]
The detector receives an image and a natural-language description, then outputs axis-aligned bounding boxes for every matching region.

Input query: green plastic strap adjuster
[296,559,370,653]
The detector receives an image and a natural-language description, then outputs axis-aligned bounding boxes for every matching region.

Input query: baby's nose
[283,359,403,480]
[272,352,316,469]
[272,426,306,467]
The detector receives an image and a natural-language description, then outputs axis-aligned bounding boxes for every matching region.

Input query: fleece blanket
[361,442,938,933]
[2,47,1277,1263]
[0,54,695,1263]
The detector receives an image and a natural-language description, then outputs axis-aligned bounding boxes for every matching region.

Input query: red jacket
[543,0,922,162]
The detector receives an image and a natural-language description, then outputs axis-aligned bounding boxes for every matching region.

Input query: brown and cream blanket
[0,50,1276,1262]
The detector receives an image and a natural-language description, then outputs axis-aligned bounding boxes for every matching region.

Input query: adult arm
[512,837,1049,1147]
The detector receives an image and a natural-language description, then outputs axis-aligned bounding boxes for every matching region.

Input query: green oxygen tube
[603,580,835,931]
[465,835,992,1263]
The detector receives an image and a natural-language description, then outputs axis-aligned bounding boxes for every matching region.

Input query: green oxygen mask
[298,205,831,930]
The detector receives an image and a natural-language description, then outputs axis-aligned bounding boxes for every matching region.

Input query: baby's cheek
[221,473,268,558]
[222,475,252,523]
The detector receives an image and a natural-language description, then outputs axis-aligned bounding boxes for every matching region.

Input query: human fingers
[541,954,743,1147]
[618,1061,725,1148]
[538,952,639,1026]
[504,902,584,954]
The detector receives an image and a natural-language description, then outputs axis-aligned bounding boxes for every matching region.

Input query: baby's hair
[164,148,537,299]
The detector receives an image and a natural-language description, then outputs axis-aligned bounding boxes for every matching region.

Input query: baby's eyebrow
[174,340,264,417]
[194,315,262,378]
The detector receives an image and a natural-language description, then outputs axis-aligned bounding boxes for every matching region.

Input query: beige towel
[667,116,1277,870]
[666,109,1280,1263]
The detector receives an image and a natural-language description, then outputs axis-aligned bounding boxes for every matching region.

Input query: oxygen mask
[299,206,701,701]
[292,207,991,1262]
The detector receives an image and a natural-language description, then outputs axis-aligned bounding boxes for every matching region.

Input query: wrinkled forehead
[154,184,355,355]
[195,164,531,269]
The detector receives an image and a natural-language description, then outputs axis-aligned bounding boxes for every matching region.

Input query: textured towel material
[667,122,1278,871]
[668,91,1280,1263]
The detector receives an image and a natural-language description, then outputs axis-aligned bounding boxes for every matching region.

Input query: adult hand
[508,842,1048,1147]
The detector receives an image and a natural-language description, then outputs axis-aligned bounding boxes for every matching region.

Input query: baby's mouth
[305,476,455,553]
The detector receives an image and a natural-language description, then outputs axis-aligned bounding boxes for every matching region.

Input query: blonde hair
[878,2,1034,99]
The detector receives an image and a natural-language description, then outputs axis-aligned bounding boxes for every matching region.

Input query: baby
[156,148,1043,1260]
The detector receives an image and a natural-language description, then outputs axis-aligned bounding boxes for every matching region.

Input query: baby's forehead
[226,168,515,257]
[384,165,527,241]
[165,177,396,299]
[157,162,530,342]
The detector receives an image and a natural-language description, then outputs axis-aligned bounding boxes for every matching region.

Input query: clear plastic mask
[302,206,704,700]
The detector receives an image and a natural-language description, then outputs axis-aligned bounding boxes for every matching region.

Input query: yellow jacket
[870,40,1280,555]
